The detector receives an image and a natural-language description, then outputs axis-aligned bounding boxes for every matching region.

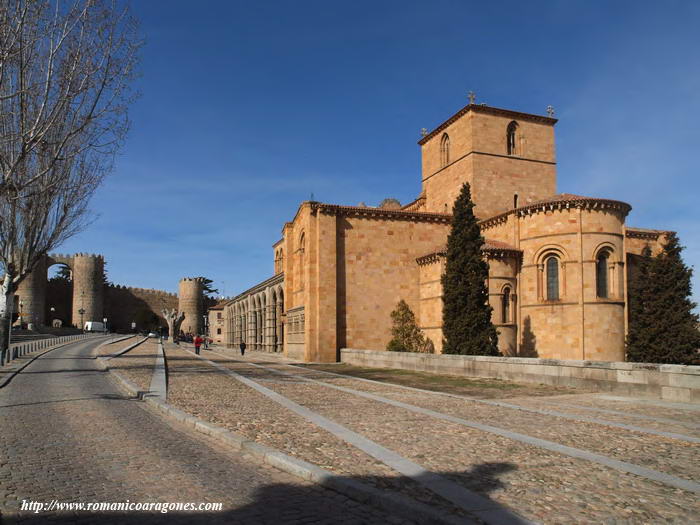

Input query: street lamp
[78,308,85,332]
[103,317,108,334]
[50,307,55,328]
[18,300,23,329]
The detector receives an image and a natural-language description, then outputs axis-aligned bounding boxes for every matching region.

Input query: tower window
[546,256,559,300]
[440,133,450,167]
[507,121,518,156]
[596,251,609,298]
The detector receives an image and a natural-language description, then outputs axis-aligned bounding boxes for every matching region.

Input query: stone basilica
[216,100,669,363]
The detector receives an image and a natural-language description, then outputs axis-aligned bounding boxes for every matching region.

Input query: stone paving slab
[193,350,699,524]
[163,345,463,517]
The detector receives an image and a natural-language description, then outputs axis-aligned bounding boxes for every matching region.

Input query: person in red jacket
[193,335,203,355]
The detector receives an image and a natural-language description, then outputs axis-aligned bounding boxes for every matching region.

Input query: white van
[84,321,105,332]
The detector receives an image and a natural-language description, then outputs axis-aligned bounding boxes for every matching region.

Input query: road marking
[183,350,530,525]
[213,354,700,495]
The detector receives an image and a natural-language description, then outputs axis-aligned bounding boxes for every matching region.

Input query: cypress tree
[626,234,700,364]
[441,182,499,355]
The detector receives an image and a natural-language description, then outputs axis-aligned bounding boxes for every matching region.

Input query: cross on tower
[546,105,555,117]
[420,128,428,137]
[468,91,476,104]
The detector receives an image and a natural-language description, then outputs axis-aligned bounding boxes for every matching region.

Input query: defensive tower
[71,253,105,328]
[178,277,204,335]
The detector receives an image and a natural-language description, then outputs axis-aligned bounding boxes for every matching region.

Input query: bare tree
[0,0,140,360]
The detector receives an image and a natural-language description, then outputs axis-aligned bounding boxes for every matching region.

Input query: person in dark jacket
[239,341,246,356]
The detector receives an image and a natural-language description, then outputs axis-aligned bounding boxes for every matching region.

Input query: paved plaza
[0,337,698,524]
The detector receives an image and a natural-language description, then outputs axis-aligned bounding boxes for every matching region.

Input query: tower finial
[546,105,555,117]
[468,91,476,104]
[420,128,428,137]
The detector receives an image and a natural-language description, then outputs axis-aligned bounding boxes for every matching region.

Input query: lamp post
[79,291,85,332]
[50,307,55,328]
[18,300,23,330]
[103,317,108,334]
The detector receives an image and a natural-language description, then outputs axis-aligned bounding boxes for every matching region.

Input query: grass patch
[299,363,579,399]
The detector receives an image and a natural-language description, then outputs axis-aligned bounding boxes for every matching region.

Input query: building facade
[220,101,670,362]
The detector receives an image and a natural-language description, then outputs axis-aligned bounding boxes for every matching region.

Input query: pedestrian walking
[239,341,246,356]
[194,335,203,355]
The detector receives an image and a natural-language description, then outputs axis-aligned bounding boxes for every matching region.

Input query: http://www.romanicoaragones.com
[20,499,223,514]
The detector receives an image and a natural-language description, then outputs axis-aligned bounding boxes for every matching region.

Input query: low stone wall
[340,349,700,403]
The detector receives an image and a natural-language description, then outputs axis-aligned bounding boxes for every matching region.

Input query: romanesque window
[507,121,518,156]
[546,256,559,300]
[440,133,450,167]
[596,251,609,298]
[502,287,511,323]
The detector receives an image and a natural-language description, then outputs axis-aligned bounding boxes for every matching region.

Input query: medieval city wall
[104,285,178,332]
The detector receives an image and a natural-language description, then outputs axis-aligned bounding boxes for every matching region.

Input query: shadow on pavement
[3,462,520,524]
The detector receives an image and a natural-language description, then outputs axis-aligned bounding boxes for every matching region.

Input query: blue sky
[57,0,700,306]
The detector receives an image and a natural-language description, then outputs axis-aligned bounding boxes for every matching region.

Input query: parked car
[147,332,157,338]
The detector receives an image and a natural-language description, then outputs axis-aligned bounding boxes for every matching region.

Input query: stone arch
[16,253,104,330]
[45,261,73,329]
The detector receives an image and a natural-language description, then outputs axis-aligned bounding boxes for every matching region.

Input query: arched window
[596,251,609,298]
[502,287,511,323]
[506,121,518,156]
[440,133,450,167]
[546,256,559,300]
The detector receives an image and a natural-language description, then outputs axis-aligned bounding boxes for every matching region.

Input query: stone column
[276,300,284,352]
[265,304,275,352]
[247,303,255,346]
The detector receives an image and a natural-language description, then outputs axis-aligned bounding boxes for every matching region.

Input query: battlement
[106,283,178,299]
[179,277,205,283]
[48,252,105,261]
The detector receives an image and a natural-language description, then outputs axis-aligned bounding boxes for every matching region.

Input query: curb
[99,336,149,361]
[100,347,466,525]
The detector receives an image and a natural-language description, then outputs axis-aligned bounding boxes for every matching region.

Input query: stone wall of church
[283,203,451,362]
[515,205,628,361]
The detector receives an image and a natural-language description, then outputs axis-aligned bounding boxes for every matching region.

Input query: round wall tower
[178,277,204,335]
[72,253,104,328]
[16,256,48,328]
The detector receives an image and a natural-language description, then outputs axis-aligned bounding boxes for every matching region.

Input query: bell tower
[418,101,558,218]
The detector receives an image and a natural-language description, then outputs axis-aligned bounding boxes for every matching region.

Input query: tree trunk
[0,275,15,365]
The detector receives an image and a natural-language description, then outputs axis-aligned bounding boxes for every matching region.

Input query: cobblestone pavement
[0,339,405,524]
[107,339,159,391]
[169,345,699,524]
